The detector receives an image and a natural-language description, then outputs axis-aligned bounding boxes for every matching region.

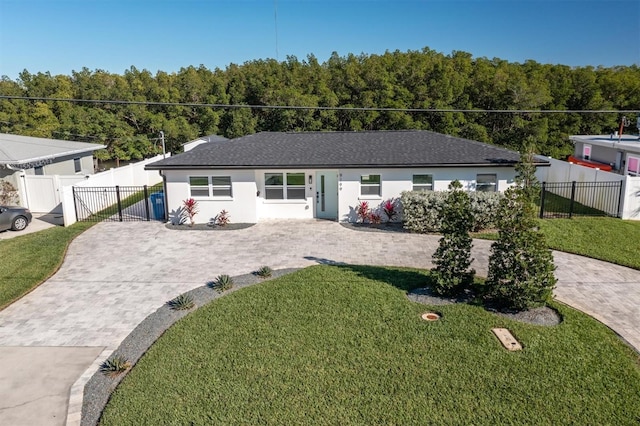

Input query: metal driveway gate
[539,181,623,219]
[72,183,165,222]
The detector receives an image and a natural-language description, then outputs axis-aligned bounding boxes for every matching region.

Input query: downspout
[161,170,168,222]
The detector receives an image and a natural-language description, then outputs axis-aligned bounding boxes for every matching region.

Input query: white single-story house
[570,134,640,176]
[146,130,546,223]
[0,133,105,206]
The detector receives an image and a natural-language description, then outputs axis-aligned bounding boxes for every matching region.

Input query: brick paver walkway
[0,220,638,425]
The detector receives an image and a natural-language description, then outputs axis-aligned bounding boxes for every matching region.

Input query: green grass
[100,265,640,425]
[0,221,94,309]
[473,217,640,270]
[538,217,640,269]
[538,191,608,217]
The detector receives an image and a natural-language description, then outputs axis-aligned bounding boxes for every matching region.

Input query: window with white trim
[211,176,232,197]
[74,157,81,173]
[286,173,306,199]
[412,174,433,191]
[264,173,306,200]
[189,176,210,197]
[583,144,592,160]
[476,174,497,192]
[627,155,640,176]
[360,174,381,196]
[189,176,232,198]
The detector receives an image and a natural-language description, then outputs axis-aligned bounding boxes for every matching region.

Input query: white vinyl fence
[536,157,640,220]
[22,175,86,213]
[60,154,169,226]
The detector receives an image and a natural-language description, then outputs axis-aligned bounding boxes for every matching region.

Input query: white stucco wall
[164,170,258,224]
[337,167,516,222]
[164,166,517,224]
[255,169,315,220]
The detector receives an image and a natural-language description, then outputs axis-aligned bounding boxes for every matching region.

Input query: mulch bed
[165,223,255,231]
[408,287,562,326]
[340,222,410,233]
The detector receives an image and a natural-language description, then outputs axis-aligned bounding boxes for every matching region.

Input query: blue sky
[0,0,638,80]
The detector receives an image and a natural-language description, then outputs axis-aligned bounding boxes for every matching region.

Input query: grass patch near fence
[0,221,94,309]
[538,191,608,217]
[472,217,640,270]
[538,217,640,269]
[100,265,640,425]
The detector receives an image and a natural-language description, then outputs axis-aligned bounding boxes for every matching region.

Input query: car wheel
[11,216,28,231]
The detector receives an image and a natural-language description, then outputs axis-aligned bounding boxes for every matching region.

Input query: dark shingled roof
[146,130,540,170]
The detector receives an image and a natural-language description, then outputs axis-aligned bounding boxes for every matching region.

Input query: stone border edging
[79,268,300,426]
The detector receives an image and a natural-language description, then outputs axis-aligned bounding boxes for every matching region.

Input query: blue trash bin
[149,192,165,220]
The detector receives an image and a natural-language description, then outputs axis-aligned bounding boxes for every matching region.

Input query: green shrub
[213,274,234,292]
[255,266,273,278]
[485,147,557,311]
[100,355,131,377]
[401,190,503,233]
[167,294,195,310]
[431,181,475,296]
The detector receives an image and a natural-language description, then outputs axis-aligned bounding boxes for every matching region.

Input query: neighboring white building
[146,130,545,224]
[0,133,105,208]
[570,134,640,176]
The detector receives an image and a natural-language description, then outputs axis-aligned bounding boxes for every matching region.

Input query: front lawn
[538,217,640,269]
[100,266,640,425]
[0,221,93,309]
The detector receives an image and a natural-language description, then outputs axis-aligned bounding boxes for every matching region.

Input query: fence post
[116,185,123,222]
[569,181,576,218]
[72,186,79,223]
[143,185,150,221]
[539,182,546,219]
[616,180,624,218]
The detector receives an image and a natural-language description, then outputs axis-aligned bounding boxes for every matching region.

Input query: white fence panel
[61,154,169,226]
[23,175,85,213]
[536,157,640,220]
[536,157,624,184]
[621,176,640,220]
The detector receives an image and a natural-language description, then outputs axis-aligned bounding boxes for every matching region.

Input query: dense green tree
[0,48,637,161]
[484,146,556,311]
[431,180,475,296]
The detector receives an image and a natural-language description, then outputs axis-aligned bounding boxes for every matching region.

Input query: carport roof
[147,130,543,170]
[0,133,105,168]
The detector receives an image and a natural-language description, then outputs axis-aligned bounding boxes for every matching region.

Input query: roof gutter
[145,162,535,171]
[0,145,105,169]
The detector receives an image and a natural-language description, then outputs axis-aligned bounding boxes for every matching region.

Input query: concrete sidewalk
[0,220,638,425]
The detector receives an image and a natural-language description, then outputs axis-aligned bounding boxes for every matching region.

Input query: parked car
[0,205,32,232]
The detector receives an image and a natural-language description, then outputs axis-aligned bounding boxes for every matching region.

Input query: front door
[315,171,338,220]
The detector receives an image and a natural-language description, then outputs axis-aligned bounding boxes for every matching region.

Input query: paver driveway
[0,220,639,426]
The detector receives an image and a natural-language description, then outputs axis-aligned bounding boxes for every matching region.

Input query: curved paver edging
[164,223,255,231]
[80,268,300,426]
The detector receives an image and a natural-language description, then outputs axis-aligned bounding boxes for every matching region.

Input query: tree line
[1,47,638,162]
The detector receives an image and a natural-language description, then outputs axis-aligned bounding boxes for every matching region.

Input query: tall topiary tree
[485,144,556,311]
[432,180,475,296]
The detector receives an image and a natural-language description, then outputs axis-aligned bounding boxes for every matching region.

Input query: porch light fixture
[308,175,312,184]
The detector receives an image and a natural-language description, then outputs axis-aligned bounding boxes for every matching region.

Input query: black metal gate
[539,181,623,219]
[73,183,165,222]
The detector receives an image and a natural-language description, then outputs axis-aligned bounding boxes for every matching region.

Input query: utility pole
[159,131,166,159]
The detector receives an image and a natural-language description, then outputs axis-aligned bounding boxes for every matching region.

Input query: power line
[1,95,638,114]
